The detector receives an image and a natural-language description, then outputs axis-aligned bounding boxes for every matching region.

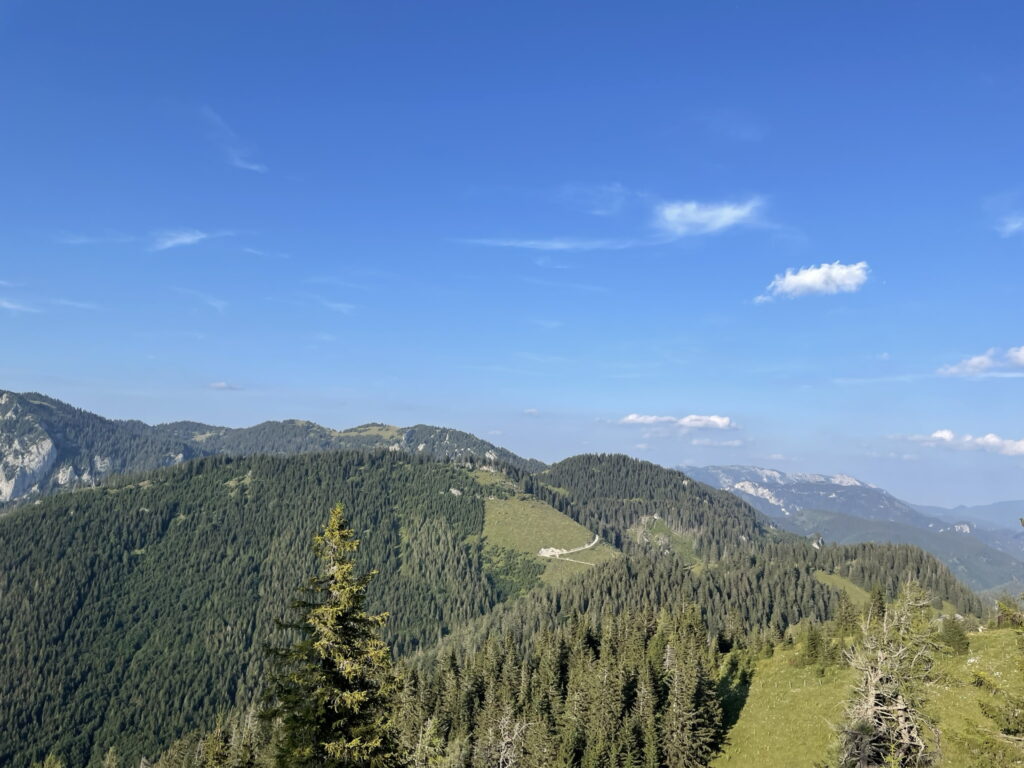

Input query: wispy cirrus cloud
[59,229,231,251]
[208,381,242,391]
[462,237,638,252]
[757,261,869,302]
[316,297,355,314]
[201,107,268,173]
[56,231,136,246]
[463,191,762,252]
[175,288,227,313]
[152,229,230,251]
[938,346,1024,378]
[910,428,1024,456]
[52,299,99,310]
[997,214,1024,237]
[0,298,40,313]
[620,413,736,430]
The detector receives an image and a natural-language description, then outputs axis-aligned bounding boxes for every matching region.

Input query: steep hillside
[0,390,542,506]
[0,450,551,767]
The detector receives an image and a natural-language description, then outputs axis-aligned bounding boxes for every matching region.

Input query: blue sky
[2,1,1023,505]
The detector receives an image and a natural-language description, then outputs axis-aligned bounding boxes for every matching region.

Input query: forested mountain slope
[0,389,542,506]
[0,450,550,766]
[687,464,1024,591]
[0,451,982,767]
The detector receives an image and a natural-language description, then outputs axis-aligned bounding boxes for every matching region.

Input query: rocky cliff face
[0,393,57,501]
[0,391,191,507]
[0,434,57,502]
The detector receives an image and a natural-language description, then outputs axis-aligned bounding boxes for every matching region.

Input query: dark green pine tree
[833,591,859,639]
[659,641,722,768]
[801,623,824,668]
[938,617,970,655]
[263,504,401,767]
[867,583,886,624]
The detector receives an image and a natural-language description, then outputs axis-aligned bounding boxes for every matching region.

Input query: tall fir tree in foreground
[264,504,401,767]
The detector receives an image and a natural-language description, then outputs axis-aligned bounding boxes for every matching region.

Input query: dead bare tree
[835,581,939,768]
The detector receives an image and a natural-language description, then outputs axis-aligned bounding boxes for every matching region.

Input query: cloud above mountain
[620,413,736,430]
[912,428,1024,456]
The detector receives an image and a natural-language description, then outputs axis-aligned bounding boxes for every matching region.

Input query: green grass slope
[712,629,1024,768]
[483,495,620,583]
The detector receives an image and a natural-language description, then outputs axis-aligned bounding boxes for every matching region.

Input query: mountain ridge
[684,463,1024,591]
[0,389,543,506]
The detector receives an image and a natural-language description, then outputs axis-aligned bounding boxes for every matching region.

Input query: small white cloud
[208,381,242,391]
[523,408,540,416]
[938,346,1024,377]
[938,349,998,377]
[997,214,1024,237]
[758,261,869,301]
[654,197,761,237]
[620,413,736,430]
[913,428,1024,456]
[678,414,735,430]
[0,298,40,313]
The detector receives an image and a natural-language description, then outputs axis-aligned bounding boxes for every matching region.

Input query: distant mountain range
[915,499,1024,529]
[684,464,1024,592]
[0,390,543,506]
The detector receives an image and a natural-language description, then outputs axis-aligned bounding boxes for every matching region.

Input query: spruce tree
[659,640,721,768]
[264,504,400,767]
[938,617,969,655]
[867,584,886,624]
